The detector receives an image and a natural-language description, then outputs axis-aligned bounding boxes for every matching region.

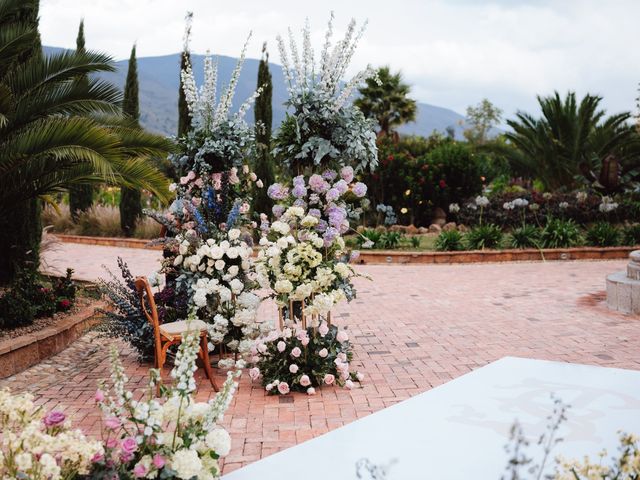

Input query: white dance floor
[224,357,640,479]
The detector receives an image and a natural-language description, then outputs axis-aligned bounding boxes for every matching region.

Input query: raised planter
[56,234,162,250]
[356,246,637,265]
[0,301,106,379]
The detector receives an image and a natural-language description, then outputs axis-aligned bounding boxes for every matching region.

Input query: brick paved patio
[2,243,638,474]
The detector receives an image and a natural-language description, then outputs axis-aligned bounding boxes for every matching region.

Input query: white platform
[224,357,640,479]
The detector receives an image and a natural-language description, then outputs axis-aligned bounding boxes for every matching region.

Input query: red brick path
[5,247,639,475]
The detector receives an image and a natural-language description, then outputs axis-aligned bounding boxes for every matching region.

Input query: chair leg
[200,334,218,392]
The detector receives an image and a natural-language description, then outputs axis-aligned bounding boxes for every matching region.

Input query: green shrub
[510,225,541,249]
[586,222,621,247]
[464,224,503,250]
[0,293,35,329]
[435,230,464,251]
[379,231,404,249]
[357,229,382,248]
[622,224,640,246]
[409,236,421,248]
[540,218,580,248]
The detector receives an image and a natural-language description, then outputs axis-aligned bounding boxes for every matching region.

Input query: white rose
[226,247,239,259]
[215,259,225,270]
[228,229,241,241]
[227,265,239,277]
[301,215,319,227]
[173,255,184,266]
[171,449,203,480]
[277,237,289,249]
[229,278,244,294]
[274,279,294,294]
[209,246,224,259]
[205,429,231,456]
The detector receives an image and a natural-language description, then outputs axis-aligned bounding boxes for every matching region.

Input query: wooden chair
[134,276,218,391]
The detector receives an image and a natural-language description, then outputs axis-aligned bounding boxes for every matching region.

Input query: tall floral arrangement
[91,333,239,479]
[272,14,379,175]
[147,17,268,365]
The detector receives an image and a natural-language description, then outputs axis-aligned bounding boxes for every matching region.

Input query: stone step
[606,270,640,314]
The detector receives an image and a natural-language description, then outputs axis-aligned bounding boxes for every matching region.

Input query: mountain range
[44,46,467,138]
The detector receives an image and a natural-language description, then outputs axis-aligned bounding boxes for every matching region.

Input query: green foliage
[505,92,640,191]
[623,224,640,246]
[435,230,464,251]
[509,225,541,249]
[253,43,274,217]
[409,236,421,248]
[463,98,502,145]
[355,66,417,136]
[357,229,382,248]
[378,231,404,249]
[0,0,172,281]
[0,267,77,330]
[540,218,581,248]
[464,224,503,250]
[585,222,621,247]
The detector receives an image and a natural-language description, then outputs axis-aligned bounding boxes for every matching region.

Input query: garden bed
[0,299,106,379]
[355,246,637,265]
[56,233,162,250]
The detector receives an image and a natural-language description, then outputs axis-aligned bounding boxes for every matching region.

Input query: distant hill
[44,46,467,138]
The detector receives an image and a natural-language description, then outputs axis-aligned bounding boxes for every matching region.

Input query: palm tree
[355,66,417,137]
[0,0,173,281]
[505,92,640,191]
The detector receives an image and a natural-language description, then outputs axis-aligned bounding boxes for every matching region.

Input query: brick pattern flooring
[4,244,637,474]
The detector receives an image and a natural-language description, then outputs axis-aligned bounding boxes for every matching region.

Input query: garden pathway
[2,243,638,474]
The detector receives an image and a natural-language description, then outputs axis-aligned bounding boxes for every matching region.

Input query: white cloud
[39,0,640,120]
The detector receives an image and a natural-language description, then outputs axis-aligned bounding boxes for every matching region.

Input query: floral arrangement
[92,332,240,479]
[0,389,103,479]
[250,322,364,395]
[162,230,269,364]
[252,169,367,394]
[272,14,379,174]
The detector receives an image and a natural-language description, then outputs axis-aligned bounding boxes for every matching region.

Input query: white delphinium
[170,330,200,397]
[503,201,515,210]
[599,196,618,213]
[475,195,490,207]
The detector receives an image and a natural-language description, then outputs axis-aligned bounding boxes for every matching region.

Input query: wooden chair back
[134,276,162,367]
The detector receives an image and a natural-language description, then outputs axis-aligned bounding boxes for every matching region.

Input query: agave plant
[0,0,173,280]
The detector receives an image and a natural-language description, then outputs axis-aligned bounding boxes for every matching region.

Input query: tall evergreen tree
[177,12,193,138]
[119,45,142,237]
[68,19,94,220]
[253,42,275,216]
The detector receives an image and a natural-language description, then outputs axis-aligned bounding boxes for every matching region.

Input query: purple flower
[322,169,338,181]
[43,410,66,427]
[292,175,306,187]
[323,227,339,246]
[267,183,289,200]
[327,205,347,228]
[308,193,321,205]
[315,219,328,233]
[309,174,329,193]
[272,205,285,218]
[350,250,361,262]
[293,199,307,208]
[340,166,354,183]
[334,179,349,195]
[292,184,307,198]
[352,182,368,198]
[326,188,340,202]
[308,208,322,218]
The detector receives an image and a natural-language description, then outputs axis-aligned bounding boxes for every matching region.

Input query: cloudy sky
[39,0,639,121]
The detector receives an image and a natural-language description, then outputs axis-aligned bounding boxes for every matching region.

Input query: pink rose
[133,463,147,477]
[345,379,355,389]
[240,202,250,214]
[187,170,196,180]
[289,364,299,374]
[191,197,202,207]
[299,375,311,387]
[356,372,365,382]
[179,175,189,185]
[265,383,273,392]
[104,416,121,430]
[318,322,329,337]
[95,389,105,403]
[291,347,302,358]
[296,330,308,341]
[194,178,204,188]
[337,352,347,362]
[258,343,267,354]
[307,387,316,395]
[121,437,138,454]
[301,337,310,346]
[153,454,166,469]
[277,382,290,395]
[277,341,286,352]
[105,438,118,449]
[318,348,328,358]
[324,374,335,385]
[249,367,261,381]
[91,453,104,463]
[336,330,349,343]
[43,410,66,427]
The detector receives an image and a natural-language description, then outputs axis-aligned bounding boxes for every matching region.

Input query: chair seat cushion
[159,319,209,337]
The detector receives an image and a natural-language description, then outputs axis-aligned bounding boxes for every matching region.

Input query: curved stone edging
[0,301,106,379]
[356,246,638,265]
[56,234,162,250]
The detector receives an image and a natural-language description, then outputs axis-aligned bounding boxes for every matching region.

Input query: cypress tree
[177,13,193,138]
[119,45,142,237]
[68,19,94,220]
[253,42,275,217]
[0,0,42,282]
